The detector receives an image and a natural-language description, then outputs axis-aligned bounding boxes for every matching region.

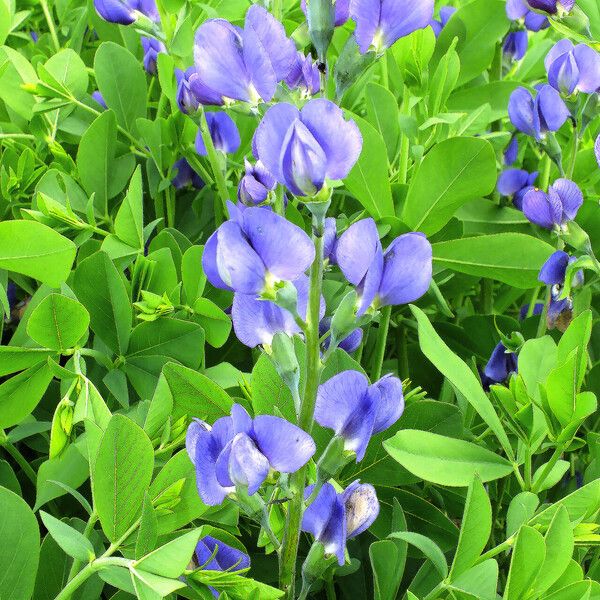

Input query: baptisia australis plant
[522,178,583,230]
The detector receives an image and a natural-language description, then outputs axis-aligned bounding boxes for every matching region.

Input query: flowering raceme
[192,5,296,105]
[141,37,165,75]
[544,40,600,95]
[315,370,404,460]
[508,84,570,140]
[482,343,518,387]
[504,31,528,61]
[351,0,434,54]
[253,99,362,197]
[497,168,538,209]
[237,159,276,206]
[186,404,315,505]
[522,178,583,229]
[302,481,379,565]
[202,205,315,295]
[334,218,432,315]
[286,52,321,97]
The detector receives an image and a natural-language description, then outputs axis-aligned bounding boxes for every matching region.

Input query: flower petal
[343,481,379,538]
[539,250,569,285]
[508,87,537,138]
[506,0,529,19]
[197,536,250,572]
[544,39,573,71]
[497,169,530,197]
[207,112,241,154]
[351,0,382,54]
[228,433,270,495]
[536,84,569,133]
[522,189,554,229]
[202,231,230,291]
[335,218,381,286]
[484,342,515,383]
[573,43,600,93]
[551,178,582,222]
[370,374,404,433]
[379,0,434,50]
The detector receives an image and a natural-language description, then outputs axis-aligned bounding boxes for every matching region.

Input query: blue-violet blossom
[497,169,538,210]
[504,31,528,61]
[141,37,165,75]
[94,0,158,24]
[172,158,204,190]
[482,343,518,387]
[238,159,277,206]
[522,178,583,229]
[286,52,321,97]
[527,0,575,15]
[545,39,600,95]
[195,112,241,156]
[506,0,549,31]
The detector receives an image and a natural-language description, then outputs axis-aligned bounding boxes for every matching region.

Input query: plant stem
[380,51,389,88]
[65,512,99,582]
[370,305,392,381]
[279,212,325,600]
[40,0,61,52]
[539,153,552,190]
[481,279,494,314]
[531,444,565,494]
[165,185,176,228]
[0,133,35,140]
[2,441,38,486]
[566,123,579,179]
[398,85,410,183]
[476,535,515,564]
[536,287,551,338]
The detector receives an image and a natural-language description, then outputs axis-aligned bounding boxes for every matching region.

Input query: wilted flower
[286,52,321,97]
[539,250,584,330]
[497,168,538,209]
[504,136,519,165]
[195,112,240,156]
[335,218,432,315]
[504,31,528,61]
[91,91,107,109]
[545,40,600,95]
[172,158,203,190]
[522,178,583,229]
[94,0,158,25]
[141,37,165,75]
[302,481,379,565]
[320,317,363,353]
[506,0,549,30]
[429,6,456,37]
[195,536,249,596]
[527,0,575,15]
[238,159,276,206]
[202,206,315,295]
[301,0,350,26]
[253,99,362,197]
[508,85,570,140]
[193,5,296,105]
[483,343,518,386]
[315,370,404,460]
[186,404,315,505]
[351,0,434,54]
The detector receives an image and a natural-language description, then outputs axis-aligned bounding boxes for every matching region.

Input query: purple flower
[483,343,518,386]
[508,85,570,140]
[231,275,325,348]
[545,40,600,95]
[202,206,315,295]
[539,250,584,330]
[319,317,363,353]
[172,158,204,190]
[301,0,351,26]
[506,0,550,30]
[335,218,432,315]
[315,370,404,461]
[519,302,545,320]
[286,52,321,97]
[504,31,528,61]
[526,0,575,15]
[186,404,316,506]
[176,67,202,114]
[302,481,379,565]
[351,0,434,54]
[141,37,165,75]
[196,536,249,597]
[253,99,362,197]
[323,217,338,263]
[497,169,538,210]
[595,134,600,168]
[238,159,277,206]
[429,6,456,36]
[92,91,107,109]
[94,0,158,24]
[30,31,39,43]
[504,136,519,165]
[522,178,583,229]
[192,5,296,105]
[195,112,241,156]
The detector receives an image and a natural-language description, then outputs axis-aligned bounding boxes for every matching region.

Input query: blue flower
[483,343,518,387]
[335,218,432,315]
[315,370,404,461]
[301,0,350,27]
[172,159,203,190]
[508,85,570,140]
[195,112,241,156]
[94,0,158,25]
[320,317,363,354]
[253,99,362,197]
[596,134,600,168]
[522,178,583,229]
[506,0,549,31]
[175,67,202,114]
[92,91,107,109]
[497,168,538,210]
[192,5,297,105]
[141,37,165,75]
[504,135,519,165]
[302,481,379,565]
[286,52,321,97]
[527,0,575,15]
[545,40,600,95]
[237,159,276,206]
[350,0,434,54]
[429,6,456,37]
[186,404,316,506]
[504,31,528,61]
[202,206,315,296]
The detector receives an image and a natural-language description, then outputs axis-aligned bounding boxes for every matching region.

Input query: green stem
[539,153,552,190]
[398,85,410,183]
[526,286,541,318]
[0,133,35,140]
[536,287,551,338]
[481,279,494,314]
[40,0,60,52]
[524,447,532,490]
[370,305,392,381]
[165,185,175,228]
[566,123,579,179]
[279,213,325,600]
[65,512,99,582]
[380,51,389,88]
[531,444,565,494]
[476,535,515,564]
[325,577,336,600]
[2,441,38,486]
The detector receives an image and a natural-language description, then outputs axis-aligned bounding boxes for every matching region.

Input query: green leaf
[182,245,206,304]
[402,138,497,235]
[365,83,399,160]
[343,114,394,218]
[506,492,539,538]
[130,568,186,599]
[190,570,284,600]
[410,305,513,457]
[0,486,40,600]
[0,0,11,46]
[74,251,132,355]
[0,362,54,428]
[450,475,492,579]
[94,42,147,133]
[0,220,76,287]
[432,233,554,288]
[517,336,557,401]
[384,430,513,486]
[389,531,447,579]
[135,494,158,560]
[73,376,112,430]
[449,560,498,600]
[93,414,154,543]
[42,49,88,98]
[76,110,136,214]
[545,352,578,426]
[135,529,201,578]
[557,310,592,390]
[370,539,406,600]
[26,293,89,352]
[428,43,460,116]
[504,526,545,600]
[192,297,232,348]
[114,166,144,250]
[532,460,570,493]
[448,81,527,122]
[0,347,56,377]
[40,510,95,562]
